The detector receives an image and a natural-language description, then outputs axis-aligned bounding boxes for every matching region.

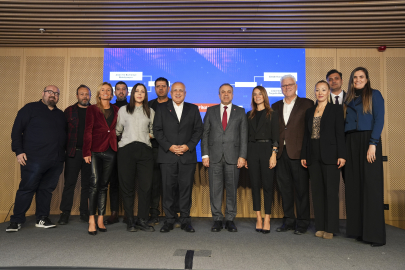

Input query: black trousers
[161,161,196,225]
[276,146,310,230]
[11,158,64,223]
[118,142,153,220]
[89,148,116,216]
[60,149,91,214]
[345,131,386,245]
[149,147,162,217]
[108,164,120,213]
[308,139,340,233]
[247,142,275,214]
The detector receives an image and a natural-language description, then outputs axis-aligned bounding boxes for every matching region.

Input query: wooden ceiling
[1,0,405,48]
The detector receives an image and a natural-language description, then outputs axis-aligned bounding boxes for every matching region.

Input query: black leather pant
[89,148,117,216]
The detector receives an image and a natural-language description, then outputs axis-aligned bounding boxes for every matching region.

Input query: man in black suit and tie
[201,83,248,232]
[326,69,346,105]
[153,82,203,233]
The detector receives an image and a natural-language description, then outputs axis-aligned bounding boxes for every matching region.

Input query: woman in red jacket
[83,82,119,235]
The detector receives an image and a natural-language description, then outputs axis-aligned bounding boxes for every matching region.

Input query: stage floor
[0,216,404,270]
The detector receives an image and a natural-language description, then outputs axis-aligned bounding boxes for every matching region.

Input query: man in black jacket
[7,85,66,232]
[153,82,203,233]
[58,85,92,225]
[147,77,171,226]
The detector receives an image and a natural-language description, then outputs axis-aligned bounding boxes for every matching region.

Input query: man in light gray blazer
[201,83,248,232]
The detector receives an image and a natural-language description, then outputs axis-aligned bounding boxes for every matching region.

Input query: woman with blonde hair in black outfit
[245,86,279,234]
[301,80,346,240]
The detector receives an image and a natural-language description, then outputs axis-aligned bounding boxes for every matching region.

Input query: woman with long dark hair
[83,82,119,235]
[344,67,385,247]
[301,80,346,240]
[116,83,155,232]
[245,86,279,234]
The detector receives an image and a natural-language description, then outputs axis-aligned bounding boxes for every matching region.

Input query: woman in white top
[116,83,155,232]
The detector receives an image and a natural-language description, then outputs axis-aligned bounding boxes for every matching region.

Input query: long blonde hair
[96,82,113,114]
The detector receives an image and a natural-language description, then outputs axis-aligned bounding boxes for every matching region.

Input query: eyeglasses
[281,83,296,89]
[44,90,60,96]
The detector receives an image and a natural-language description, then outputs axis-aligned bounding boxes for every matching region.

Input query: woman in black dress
[301,80,346,239]
[344,67,386,247]
[245,86,279,234]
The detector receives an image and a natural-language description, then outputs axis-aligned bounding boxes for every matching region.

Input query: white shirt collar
[173,101,184,108]
[283,95,297,105]
[221,103,232,110]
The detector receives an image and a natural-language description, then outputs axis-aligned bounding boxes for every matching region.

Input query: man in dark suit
[326,69,346,105]
[272,75,314,235]
[153,82,203,233]
[201,83,248,232]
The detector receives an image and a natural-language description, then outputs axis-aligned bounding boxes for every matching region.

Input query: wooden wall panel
[0,48,23,223]
[383,48,405,228]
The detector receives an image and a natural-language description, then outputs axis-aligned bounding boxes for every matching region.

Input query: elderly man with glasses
[7,85,66,232]
[271,75,314,235]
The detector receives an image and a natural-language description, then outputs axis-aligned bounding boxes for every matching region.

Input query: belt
[255,139,270,143]
[76,148,82,150]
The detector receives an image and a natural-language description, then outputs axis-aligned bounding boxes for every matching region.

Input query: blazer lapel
[286,97,301,126]
[167,101,180,123]
[179,102,190,126]
[320,103,331,129]
[225,104,237,131]
[215,105,223,131]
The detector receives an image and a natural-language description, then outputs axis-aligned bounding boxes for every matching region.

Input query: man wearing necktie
[201,83,248,232]
[326,69,346,105]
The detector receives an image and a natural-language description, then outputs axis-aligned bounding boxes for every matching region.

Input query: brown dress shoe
[315,231,325,238]
[104,211,119,225]
[323,232,333,239]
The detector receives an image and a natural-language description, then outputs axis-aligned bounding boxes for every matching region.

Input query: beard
[78,99,89,106]
[45,97,57,107]
[116,96,126,101]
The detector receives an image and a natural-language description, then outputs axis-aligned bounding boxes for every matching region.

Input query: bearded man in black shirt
[58,85,92,225]
[7,85,66,232]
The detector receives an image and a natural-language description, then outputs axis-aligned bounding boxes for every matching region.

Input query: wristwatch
[272,149,278,153]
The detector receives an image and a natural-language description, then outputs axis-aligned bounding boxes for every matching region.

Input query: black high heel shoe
[97,225,107,232]
[256,228,263,232]
[88,223,97,235]
[262,229,270,234]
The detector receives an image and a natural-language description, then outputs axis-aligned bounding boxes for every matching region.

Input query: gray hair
[280,74,297,85]
[218,83,233,94]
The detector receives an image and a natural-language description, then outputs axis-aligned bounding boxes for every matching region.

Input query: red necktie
[222,106,228,131]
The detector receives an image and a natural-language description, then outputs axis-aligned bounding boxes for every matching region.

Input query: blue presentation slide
[104,48,306,161]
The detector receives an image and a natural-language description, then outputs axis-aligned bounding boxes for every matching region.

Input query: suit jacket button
[108,130,110,132]
[285,127,287,130]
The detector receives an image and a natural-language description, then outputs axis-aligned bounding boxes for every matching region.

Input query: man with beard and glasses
[58,85,92,225]
[105,81,129,224]
[7,85,66,232]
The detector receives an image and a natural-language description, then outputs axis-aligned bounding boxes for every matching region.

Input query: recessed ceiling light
[241,27,247,32]
[39,28,45,33]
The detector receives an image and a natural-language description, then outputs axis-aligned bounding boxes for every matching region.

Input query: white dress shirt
[331,91,344,105]
[220,103,232,122]
[173,101,184,122]
[283,96,297,145]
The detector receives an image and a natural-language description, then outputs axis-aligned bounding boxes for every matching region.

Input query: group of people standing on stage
[7,67,386,247]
